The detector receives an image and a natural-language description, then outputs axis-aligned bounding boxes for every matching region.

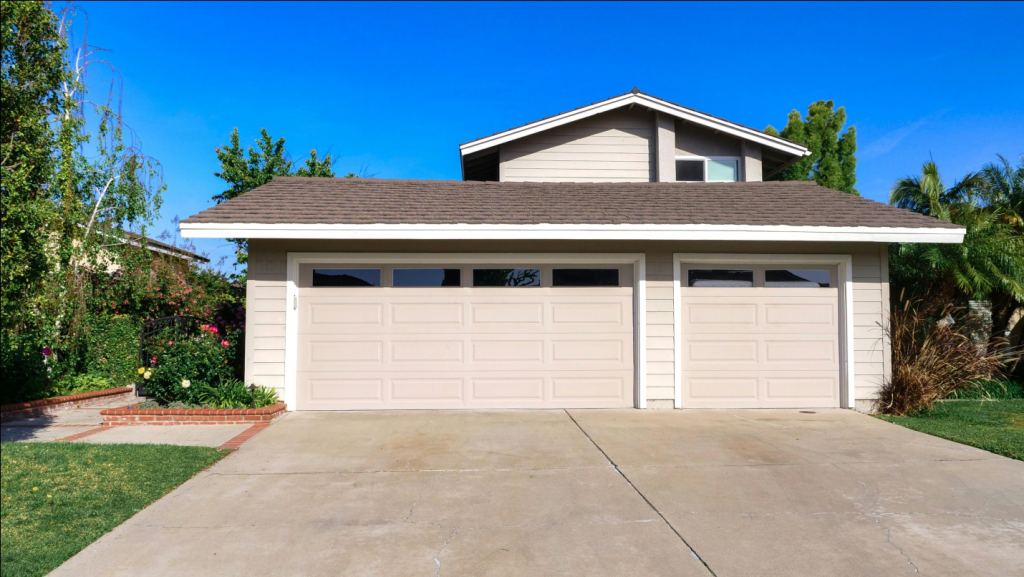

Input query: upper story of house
[459,88,810,184]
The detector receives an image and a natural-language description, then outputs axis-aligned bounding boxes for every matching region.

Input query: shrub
[194,379,279,409]
[143,326,235,404]
[878,299,1007,415]
[84,314,140,388]
[58,374,111,396]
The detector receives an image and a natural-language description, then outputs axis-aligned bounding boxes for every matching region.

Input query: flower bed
[0,386,135,420]
[100,402,287,425]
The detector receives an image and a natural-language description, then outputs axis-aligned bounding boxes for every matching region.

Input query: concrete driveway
[54,409,1024,576]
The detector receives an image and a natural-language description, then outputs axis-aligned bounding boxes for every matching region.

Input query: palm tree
[889,160,1024,347]
[976,155,1024,357]
[978,154,1024,232]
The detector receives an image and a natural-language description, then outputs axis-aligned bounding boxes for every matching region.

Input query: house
[180,89,963,412]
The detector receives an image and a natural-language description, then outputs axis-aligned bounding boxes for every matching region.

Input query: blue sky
[73,1,1024,271]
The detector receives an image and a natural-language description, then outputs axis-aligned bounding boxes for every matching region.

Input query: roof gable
[459,89,811,159]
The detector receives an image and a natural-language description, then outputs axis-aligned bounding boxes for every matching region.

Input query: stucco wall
[246,239,891,408]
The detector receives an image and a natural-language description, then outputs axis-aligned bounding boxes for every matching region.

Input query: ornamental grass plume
[877,296,1007,416]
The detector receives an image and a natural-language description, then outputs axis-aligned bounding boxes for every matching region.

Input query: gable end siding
[499,108,655,183]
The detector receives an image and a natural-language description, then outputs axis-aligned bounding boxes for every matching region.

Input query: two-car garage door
[296,263,635,410]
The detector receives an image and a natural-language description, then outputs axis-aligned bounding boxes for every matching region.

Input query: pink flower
[221,340,229,347]
[152,357,158,364]
[43,347,52,357]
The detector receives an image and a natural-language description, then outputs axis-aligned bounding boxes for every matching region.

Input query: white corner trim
[181,222,965,244]
[459,92,810,158]
[842,256,856,408]
[637,255,648,409]
[283,252,648,411]
[672,257,682,409]
[672,253,857,410]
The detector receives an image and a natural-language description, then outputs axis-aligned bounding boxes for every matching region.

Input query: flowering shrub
[142,328,236,404]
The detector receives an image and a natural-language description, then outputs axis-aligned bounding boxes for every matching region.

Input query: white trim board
[459,92,812,158]
[672,253,856,409]
[284,252,648,411]
[183,222,964,244]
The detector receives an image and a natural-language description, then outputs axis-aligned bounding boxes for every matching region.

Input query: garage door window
[765,269,830,288]
[393,268,461,287]
[688,269,754,287]
[552,268,619,287]
[312,268,381,287]
[473,268,541,287]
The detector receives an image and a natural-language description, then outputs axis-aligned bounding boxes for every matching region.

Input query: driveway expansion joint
[564,410,718,577]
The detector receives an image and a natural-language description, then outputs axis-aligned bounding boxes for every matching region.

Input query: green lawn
[1,443,225,577]
[876,398,1024,460]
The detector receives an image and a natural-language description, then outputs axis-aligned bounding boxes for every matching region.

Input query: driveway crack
[870,516,920,573]
[434,527,457,577]
[564,410,717,577]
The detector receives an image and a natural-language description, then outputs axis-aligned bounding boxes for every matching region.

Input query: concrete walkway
[0,400,250,447]
[52,409,1023,576]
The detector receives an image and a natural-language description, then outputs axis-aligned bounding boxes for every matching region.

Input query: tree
[976,155,1024,351]
[889,160,1024,349]
[765,100,858,195]
[1,2,166,402]
[1,0,66,328]
[213,128,335,268]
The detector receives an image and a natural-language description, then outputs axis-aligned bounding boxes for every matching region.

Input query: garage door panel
[471,302,544,325]
[308,339,384,364]
[391,378,464,402]
[391,302,464,326]
[551,372,631,401]
[304,377,385,405]
[764,374,839,401]
[471,339,545,362]
[764,303,836,327]
[685,303,758,326]
[307,301,384,327]
[686,375,759,401]
[763,338,837,363]
[470,378,544,402]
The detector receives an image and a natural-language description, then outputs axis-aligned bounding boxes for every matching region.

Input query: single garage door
[296,263,635,410]
[679,265,841,408]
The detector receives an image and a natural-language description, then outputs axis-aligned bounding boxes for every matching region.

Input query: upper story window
[675,157,740,182]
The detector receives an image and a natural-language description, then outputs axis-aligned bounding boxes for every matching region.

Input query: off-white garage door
[296,264,634,410]
[679,265,841,408]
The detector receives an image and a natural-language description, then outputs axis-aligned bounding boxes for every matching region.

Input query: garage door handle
[293,295,297,310]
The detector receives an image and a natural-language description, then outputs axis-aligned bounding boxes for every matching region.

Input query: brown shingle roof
[181,177,961,230]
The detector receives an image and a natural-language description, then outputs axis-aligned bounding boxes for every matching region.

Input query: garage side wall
[246,240,892,408]
[246,247,289,394]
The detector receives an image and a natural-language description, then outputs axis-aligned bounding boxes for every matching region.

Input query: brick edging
[101,403,287,425]
[1,387,135,420]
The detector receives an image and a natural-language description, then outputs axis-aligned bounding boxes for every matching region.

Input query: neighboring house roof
[122,231,210,264]
[179,177,964,243]
[459,88,811,160]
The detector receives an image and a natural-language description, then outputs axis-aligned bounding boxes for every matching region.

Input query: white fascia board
[459,93,810,158]
[180,222,965,244]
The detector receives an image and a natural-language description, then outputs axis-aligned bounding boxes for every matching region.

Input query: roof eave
[180,222,964,244]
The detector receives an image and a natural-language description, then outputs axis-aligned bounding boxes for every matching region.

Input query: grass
[876,397,1024,461]
[1,443,225,577]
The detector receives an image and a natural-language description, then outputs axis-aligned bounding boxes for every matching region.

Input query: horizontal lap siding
[500,108,654,183]
[246,247,288,396]
[645,252,675,402]
[852,246,890,402]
